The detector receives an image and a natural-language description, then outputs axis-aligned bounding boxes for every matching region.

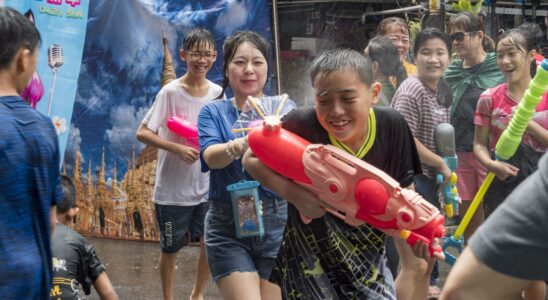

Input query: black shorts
[155,202,210,253]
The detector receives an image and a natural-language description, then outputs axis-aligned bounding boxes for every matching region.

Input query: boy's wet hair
[310,47,373,86]
[413,27,452,57]
[365,36,407,89]
[182,27,215,51]
[0,7,41,70]
[217,31,269,99]
[498,27,539,77]
[58,175,77,213]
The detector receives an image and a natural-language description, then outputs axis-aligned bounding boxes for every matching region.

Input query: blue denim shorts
[155,202,210,253]
[205,197,287,281]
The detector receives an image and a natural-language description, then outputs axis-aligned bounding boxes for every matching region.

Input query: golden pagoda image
[67,35,179,241]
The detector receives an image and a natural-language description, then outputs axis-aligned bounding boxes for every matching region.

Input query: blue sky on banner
[66,0,273,183]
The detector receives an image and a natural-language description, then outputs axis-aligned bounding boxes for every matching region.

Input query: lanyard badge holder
[226,180,264,239]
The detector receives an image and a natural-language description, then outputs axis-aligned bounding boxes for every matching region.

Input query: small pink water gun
[248,122,445,256]
[166,116,200,150]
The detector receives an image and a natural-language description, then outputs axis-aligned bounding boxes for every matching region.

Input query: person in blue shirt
[0,7,62,299]
[198,31,292,299]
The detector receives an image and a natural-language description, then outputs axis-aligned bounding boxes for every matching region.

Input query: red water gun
[248,122,445,255]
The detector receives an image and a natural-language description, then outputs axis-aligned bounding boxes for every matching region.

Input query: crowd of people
[1,5,547,300]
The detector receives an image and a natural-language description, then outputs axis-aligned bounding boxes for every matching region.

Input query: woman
[474,27,548,300]
[365,35,407,106]
[197,31,290,300]
[444,12,505,243]
[392,27,453,298]
[377,17,417,76]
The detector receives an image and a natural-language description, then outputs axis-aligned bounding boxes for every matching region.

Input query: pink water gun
[166,116,200,150]
[248,122,445,256]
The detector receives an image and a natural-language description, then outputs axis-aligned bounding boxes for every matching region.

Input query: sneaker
[427,285,442,300]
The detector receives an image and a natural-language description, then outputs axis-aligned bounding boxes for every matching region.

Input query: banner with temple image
[61,0,273,241]
[3,0,90,164]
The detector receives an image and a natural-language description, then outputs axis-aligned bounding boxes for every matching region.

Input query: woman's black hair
[365,36,407,89]
[217,31,269,99]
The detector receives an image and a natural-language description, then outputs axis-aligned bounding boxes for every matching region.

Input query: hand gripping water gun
[435,123,460,218]
[248,120,446,256]
[443,59,548,265]
[166,116,200,150]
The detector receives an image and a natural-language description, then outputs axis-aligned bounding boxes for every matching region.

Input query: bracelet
[225,140,240,160]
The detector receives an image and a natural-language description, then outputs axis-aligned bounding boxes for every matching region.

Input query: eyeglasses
[450,31,478,42]
[187,52,215,60]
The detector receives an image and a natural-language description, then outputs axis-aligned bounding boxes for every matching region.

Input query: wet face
[449,26,482,59]
[313,70,379,150]
[181,42,216,78]
[415,37,450,89]
[227,41,268,101]
[496,36,533,84]
[385,26,411,62]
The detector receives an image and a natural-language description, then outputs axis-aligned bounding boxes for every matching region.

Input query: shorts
[455,152,488,201]
[205,198,287,281]
[155,202,210,253]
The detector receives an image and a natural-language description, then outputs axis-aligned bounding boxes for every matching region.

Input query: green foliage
[408,19,422,47]
[450,0,483,13]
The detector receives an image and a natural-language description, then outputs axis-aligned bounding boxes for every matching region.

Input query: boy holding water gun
[135,28,221,300]
[243,48,443,300]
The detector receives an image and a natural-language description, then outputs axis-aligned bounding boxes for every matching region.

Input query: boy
[51,176,118,300]
[243,48,440,299]
[136,28,221,300]
[0,7,62,299]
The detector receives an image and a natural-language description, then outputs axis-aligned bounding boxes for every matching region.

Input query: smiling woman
[444,12,505,245]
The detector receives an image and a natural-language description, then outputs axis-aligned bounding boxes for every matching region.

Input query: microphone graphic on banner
[47,44,64,116]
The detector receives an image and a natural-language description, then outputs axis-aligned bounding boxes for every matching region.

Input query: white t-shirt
[142,79,222,206]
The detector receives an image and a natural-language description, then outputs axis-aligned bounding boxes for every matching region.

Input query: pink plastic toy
[248,122,445,255]
[166,116,200,149]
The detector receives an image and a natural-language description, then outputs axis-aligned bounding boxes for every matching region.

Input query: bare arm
[202,137,247,170]
[93,272,119,300]
[135,124,198,164]
[413,138,451,182]
[473,125,518,180]
[50,205,56,235]
[242,149,327,219]
[526,120,548,147]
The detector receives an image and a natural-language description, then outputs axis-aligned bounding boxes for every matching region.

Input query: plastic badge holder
[226,181,264,238]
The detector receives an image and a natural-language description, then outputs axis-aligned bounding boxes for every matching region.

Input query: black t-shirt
[271,106,421,299]
[50,223,106,300]
[451,63,485,152]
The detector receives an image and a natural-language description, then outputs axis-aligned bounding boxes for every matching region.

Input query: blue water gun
[435,123,459,218]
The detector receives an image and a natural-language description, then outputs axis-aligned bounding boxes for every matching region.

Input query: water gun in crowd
[166,116,200,150]
[443,59,548,265]
[248,121,446,256]
[435,123,460,218]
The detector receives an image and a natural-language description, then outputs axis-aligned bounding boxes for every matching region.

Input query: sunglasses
[450,31,478,42]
